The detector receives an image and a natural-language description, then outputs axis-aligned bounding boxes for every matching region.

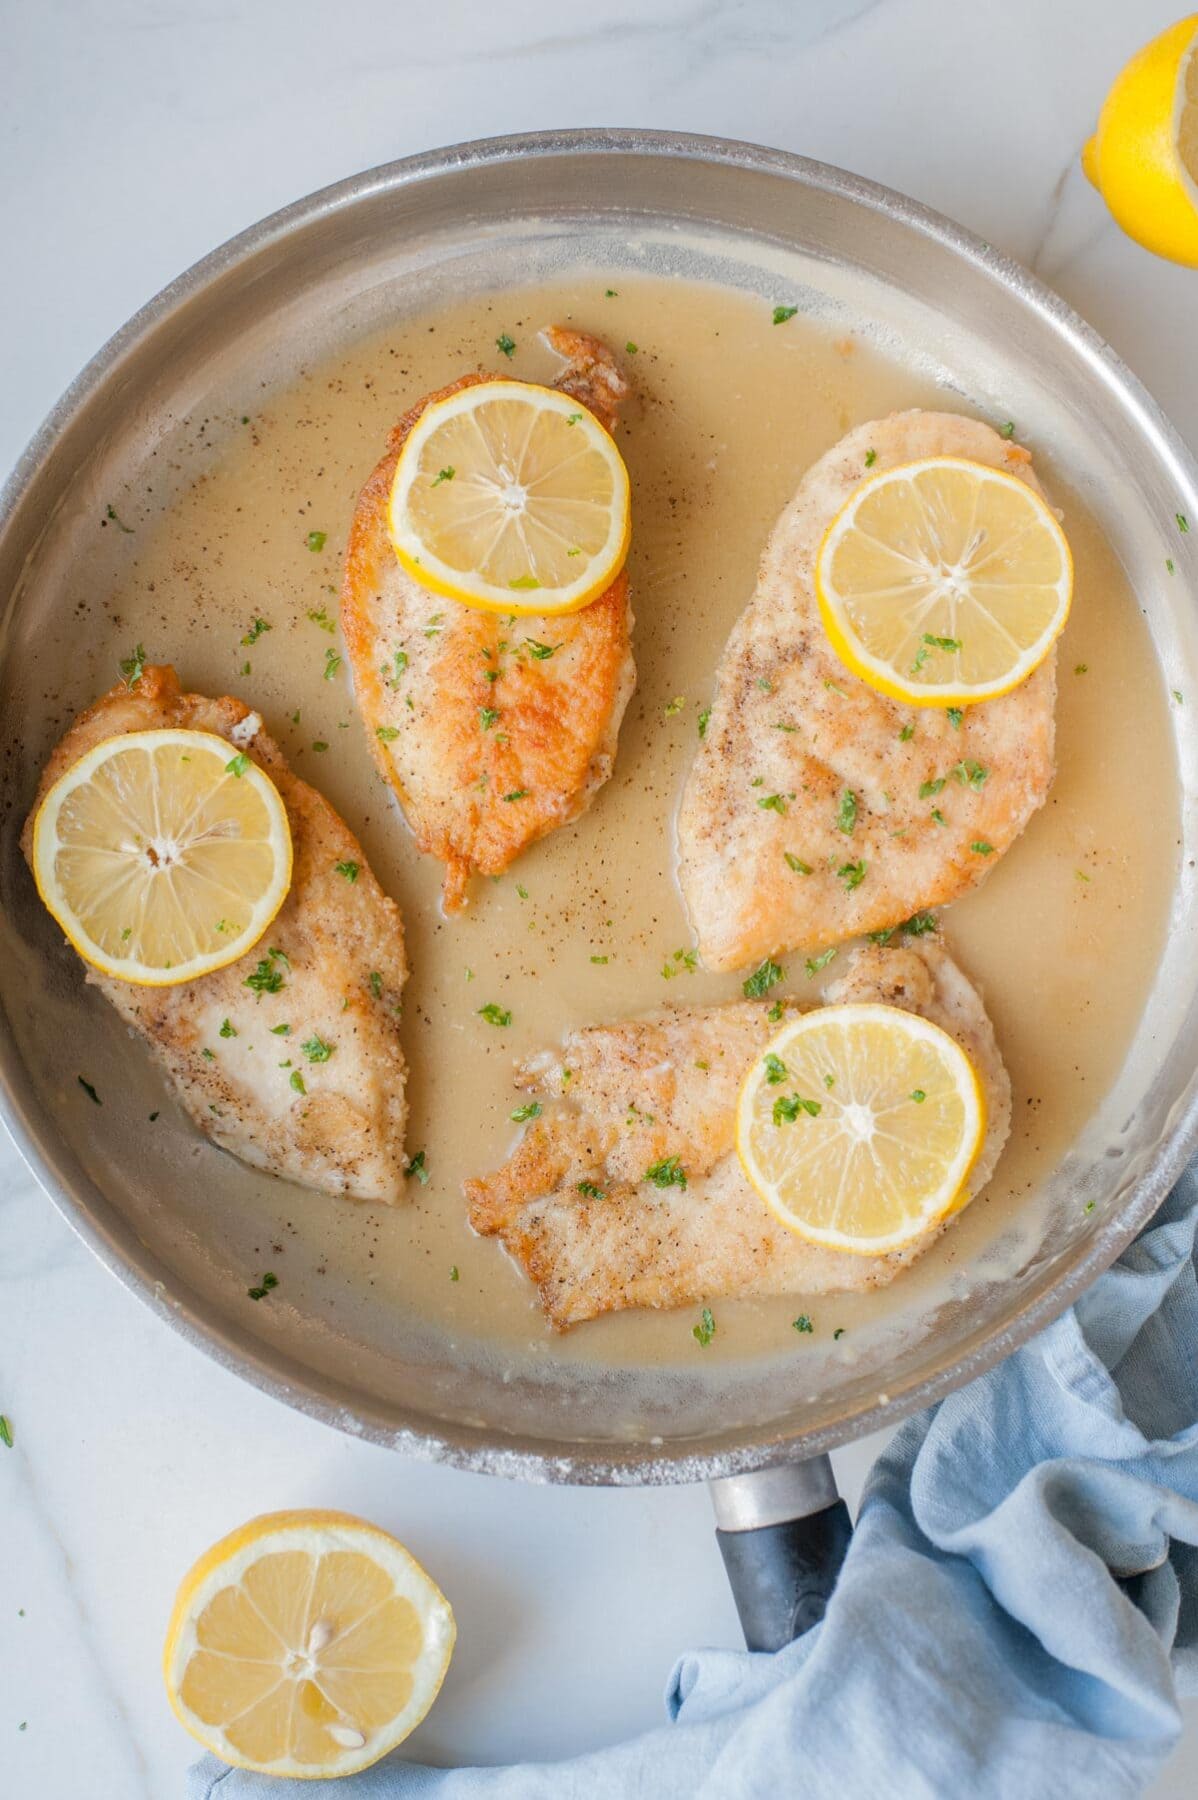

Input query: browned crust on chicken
[465,940,1010,1328]
[340,329,635,912]
[22,666,409,1202]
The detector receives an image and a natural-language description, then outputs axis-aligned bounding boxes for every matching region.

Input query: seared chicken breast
[22,666,408,1202]
[677,412,1057,972]
[340,327,635,912]
[466,938,1010,1329]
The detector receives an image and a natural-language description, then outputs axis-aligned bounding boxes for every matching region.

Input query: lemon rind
[31,729,293,988]
[386,379,631,617]
[736,1002,987,1256]
[814,455,1073,709]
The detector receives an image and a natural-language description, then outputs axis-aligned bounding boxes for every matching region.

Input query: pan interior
[1,145,1196,1479]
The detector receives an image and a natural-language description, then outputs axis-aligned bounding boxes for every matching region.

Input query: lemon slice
[164,1509,455,1779]
[815,456,1072,707]
[737,1004,985,1255]
[387,380,631,615]
[1083,15,1198,267]
[31,729,292,986]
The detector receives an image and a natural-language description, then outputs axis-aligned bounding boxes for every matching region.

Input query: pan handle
[710,1455,852,1651]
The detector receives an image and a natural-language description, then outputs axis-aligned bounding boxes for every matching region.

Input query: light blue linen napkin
[190,1168,1198,1799]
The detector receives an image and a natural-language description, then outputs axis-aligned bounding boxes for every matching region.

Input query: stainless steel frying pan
[2,130,1196,1644]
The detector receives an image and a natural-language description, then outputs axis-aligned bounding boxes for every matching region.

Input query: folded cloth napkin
[190,1169,1198,1800]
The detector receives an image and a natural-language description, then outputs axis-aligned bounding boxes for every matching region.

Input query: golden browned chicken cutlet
[677,412,1057,972]
[22,666,408,1202]
[466,938,1010,1329]
[341,326,635,912]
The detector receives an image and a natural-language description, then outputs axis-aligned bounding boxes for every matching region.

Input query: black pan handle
[710,1456,852,1651]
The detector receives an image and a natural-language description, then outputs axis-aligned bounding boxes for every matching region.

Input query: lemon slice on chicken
[387,380,631,615]
[815,456,1072,707]
[31,728,292,986]
[164,1509,455,1779]
[737,1003,985,1255]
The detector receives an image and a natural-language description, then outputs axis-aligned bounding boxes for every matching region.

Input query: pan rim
[3,125,1197,1485]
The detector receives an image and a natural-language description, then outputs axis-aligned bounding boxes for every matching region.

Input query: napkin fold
[190,1169,1198,1800]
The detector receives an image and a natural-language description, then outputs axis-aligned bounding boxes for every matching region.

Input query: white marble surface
[2,1,1197,1794]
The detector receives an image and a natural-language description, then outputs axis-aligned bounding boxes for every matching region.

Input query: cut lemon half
[815,456,1072,707]
[31,729,292,986]
[1083,15,1198,267]
[737,1003,985,1256]
[164,1509,455,1779]
[387,380,631,615]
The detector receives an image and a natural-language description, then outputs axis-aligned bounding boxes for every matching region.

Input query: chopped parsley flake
[837,859,866,890]
[405,1151,430,1184]
[247,1271,279,1301]
[503,789,529,802]
[323,648,342,680]
[793,1314,814,1334]
[784,852,812,874]
[478,1003,512,1027]
[1173,689,1184,705]
[805,948,838,978]
[661,947,699,979]
[970,840,995,855]
[306,530,327,552]
[496,333,516,358]
[952,759,988,789]
[510,1101,542,1123]
[899,722,915,742]
[758,792,789,814]
[219,1019,237,1038]
[289,1070,306,1094]
[577,1179,606,1199]
[910,1089,927,1103]
[77,1076,101,1105]
[225,752,249,778]
[302,1035,333,1063]
[945,707,963,730]
[369,971,383,999]
[1075,663,1088,675]
[119,644,147,688]
[524,639,556,659]
[432,466,455,486]
[999,421,1015,439]
[105,503,134,533]
[764,1052,788,1085]
[836,790,858,834]
[774,1093,821,1123]
[743,958,783,999]
[697,706,712,738]
[245,958,285,995]
[924,634,962,652]
[509,575,540,591]
[479,706,500,730]
[449,1265,460,1280]
[772,304,798,325]
[241,617,270,646]
[0,1415,12,1448]
[590,955,609,965]
[1177,514,1190,534]
[664,695,686,717]
[693,1306,716,1346]
[864,449,877,468]
[334,860,359,882]
[625,341,638,354]
[376,725,400,741]
[931,807,947,826]
[646,1155,687,1189]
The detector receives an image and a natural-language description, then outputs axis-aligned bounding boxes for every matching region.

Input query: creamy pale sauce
[19,275,1178,1370]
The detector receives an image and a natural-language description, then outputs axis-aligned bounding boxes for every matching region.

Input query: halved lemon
[31,729,292,986]
[387,380,631,615]
[737,1004,985,1255]
[815,457,1072,707]
[164,1509,455,1779]
[1083,15,1198,267]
